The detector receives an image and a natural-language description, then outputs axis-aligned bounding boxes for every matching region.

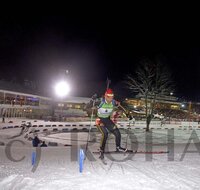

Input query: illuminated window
[58,103,64,107]
[171,105,179,109]
[66,104,73,108]
[75,105,81,109]
[0,92,4,104]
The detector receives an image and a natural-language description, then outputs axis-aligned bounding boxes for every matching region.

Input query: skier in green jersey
[95,88,127,159]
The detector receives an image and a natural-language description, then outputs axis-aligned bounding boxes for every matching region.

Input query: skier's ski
[93,150,169,154]
[135,150,169,154]
[93,150,134,154]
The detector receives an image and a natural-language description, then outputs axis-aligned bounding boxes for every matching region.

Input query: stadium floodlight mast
[55,81,70,97]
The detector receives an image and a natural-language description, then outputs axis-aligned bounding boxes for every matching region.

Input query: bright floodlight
[55,81,70,97]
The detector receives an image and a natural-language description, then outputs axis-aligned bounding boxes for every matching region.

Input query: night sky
[0,15,200,101]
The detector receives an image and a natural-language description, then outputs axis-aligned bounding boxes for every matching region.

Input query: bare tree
[125,60,174,131]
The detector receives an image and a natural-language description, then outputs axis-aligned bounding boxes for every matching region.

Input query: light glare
[55,81,70,97]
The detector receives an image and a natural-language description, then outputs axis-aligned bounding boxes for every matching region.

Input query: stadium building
[1,80,200,122]
[0,80,90,121]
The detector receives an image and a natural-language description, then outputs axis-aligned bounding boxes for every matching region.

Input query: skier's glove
[128,115,133,120]
[126,112,133,120]
[115,101,120,107]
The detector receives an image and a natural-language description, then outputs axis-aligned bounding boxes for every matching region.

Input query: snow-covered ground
[1,118,200,190]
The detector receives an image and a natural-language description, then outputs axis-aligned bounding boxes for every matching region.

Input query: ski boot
[116,146,127,152]
[99,149,104,159]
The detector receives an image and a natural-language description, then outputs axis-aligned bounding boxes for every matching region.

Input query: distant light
[134,105,137,108]
[170,92,173,96]
[181,104,185,108]
[55,81,70,97]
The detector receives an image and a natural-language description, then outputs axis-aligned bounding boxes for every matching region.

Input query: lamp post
[54,81,70,121]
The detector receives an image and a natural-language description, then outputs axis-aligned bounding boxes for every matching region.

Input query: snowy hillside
[1,118,200,190]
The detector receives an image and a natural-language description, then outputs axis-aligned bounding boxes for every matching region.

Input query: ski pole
[118,104,134,150]
[125,119,132,150]
[119,104,127,113]
[119,104,133,120]
[84,95,96,160]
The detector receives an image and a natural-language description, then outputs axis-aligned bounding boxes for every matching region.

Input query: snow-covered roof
[0,80,91,104]
[56,96,91,104]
